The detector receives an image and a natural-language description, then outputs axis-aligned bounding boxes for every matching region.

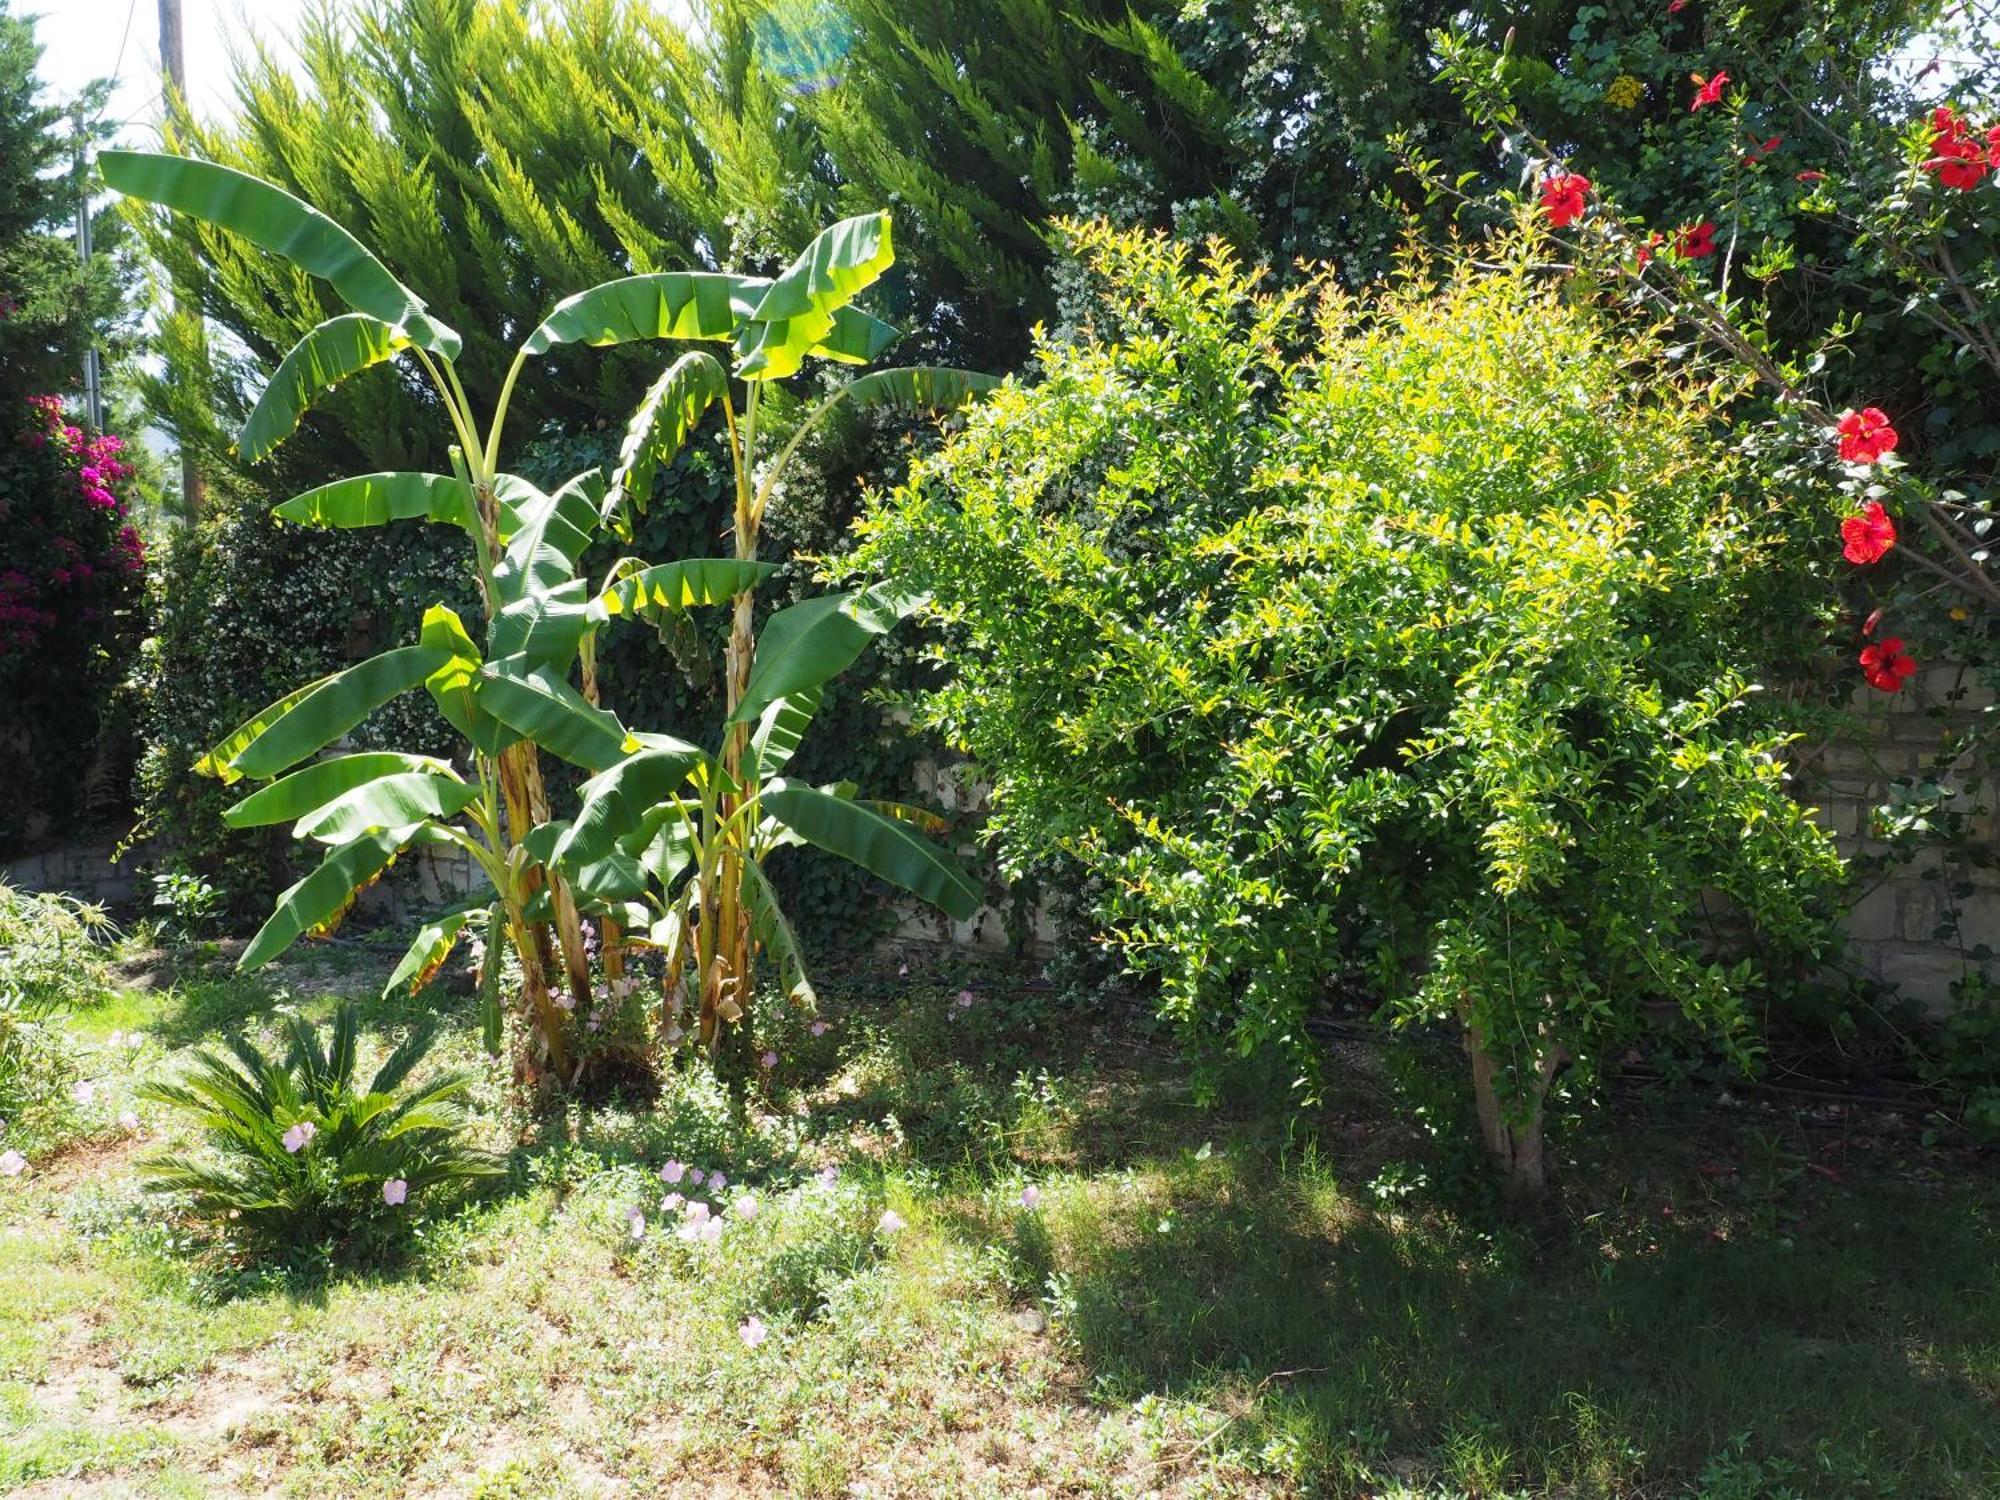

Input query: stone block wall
[1795,666,1998,1013]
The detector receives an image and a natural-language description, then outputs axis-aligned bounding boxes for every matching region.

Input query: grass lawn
[1,941,1995,1498]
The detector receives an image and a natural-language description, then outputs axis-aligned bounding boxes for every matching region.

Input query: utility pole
[158,0,206,517]
[72,104,103,432]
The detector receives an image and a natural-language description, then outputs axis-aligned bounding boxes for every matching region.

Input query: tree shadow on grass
[1000,1137,2000,1497]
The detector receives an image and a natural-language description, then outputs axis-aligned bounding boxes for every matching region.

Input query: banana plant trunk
[702,450,760,1052]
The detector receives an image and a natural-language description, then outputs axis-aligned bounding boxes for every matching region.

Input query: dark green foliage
[136,1002,502,1254]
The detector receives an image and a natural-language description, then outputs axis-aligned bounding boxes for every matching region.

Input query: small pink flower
[382,1178,408,1206]
[688,1167,705,1185]
[709,1171,728,1192]
[660,1192,684,1213]
[72,1080,96,1105]
[660,1159,686,1184]
[0,1149,25,1177]
[810,1020,829,1037]
[683,1199,711,1223]
[878,1208,905,1234]
[739,1316,768,1348]
[553,990,576,1011]
[1020,1185,1042,1210]
[701,1216,724,1244]
[628,1207,647,1240]
[732,1193,760,1220]
[118,1111,139,1132]
[282,1121,316,1153]
[817,1165,839,1188]
[759,1050,778,1070]
[956,990,975,1009]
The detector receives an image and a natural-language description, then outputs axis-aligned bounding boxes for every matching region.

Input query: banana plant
[104,149,991,1077]
[545,217,995,1049]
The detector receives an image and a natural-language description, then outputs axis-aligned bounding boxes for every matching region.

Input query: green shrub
[0,882,117,1146]
[136,1003,502,1255]
[846,222,1846,1189]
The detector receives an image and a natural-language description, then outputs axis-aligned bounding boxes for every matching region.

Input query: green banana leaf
[805,305,901,366]
[385,907,479,997]
[607,351,729,521]
[477,654,636,772]
[761,780,981,920]
[743,859,816,1005]
[100,150,460,357]
[223,752,459,829]
[598,558,776,619]
[419,605,519,758]
[274,472,476,532]
[493,472,600,602]
[476,904,506,1056]
[521,272,770,355]
[240,824,440,970]
[241,314,411,462]
[748,687,822,780]
[488,577,598,669]
[838,366,1001,414]
[552,734,709,869]
[294,771,483,844]
[736,212,894,381]
[729,585,920,726]
[203,643,445,784]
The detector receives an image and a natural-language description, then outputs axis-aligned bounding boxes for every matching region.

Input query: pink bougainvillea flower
[1538,172,1590,228]
[1860,637,1919,692]
[382,1178,408,1206]
[0,1149,26,1176]
[1835,407,1898,465]
[1020,1185,1042,1210]
[1690,70,1730,111]
[878,1208,906,1234]
[281,1121,316,1153]
[1676,220,1719,258]
[1840,502,1897,564]
[739,1316,768,1348]
[660,1159,686,1184]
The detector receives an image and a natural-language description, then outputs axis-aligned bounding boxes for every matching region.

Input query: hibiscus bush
[845,223,1846,1190]
[0,395,147,849]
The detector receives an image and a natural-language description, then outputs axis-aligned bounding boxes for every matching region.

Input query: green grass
[0,946,1995,1497]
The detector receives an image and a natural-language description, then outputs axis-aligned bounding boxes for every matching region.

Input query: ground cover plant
[0,943,1996,1497]
[845,222,1849,1191]
[103,149,986,1089]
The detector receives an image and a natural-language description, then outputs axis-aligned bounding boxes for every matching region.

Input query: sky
[29,0,317,141]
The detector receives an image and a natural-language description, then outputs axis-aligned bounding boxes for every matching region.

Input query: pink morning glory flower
[702,1217,724,1244]
[709,1171,728,1192]
[878,1208,905,1234]
[1020,1185,1042,1210]
[281,1121,316,1153]
[660,1192,684,1213]
[660,1159,686,1184]
[683,1199,711,1223]
[382,1179,408,1206]
[688,1167,705,1185]
[739,1316,768,1348]
[0,1149,25,1176]
[732,1193,759,1220]
[553,991,576,1011]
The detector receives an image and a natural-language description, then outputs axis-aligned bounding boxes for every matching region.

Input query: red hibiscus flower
[1539,172,1590,227]
[1987,124,2000,167]
[1668,0,1688,11]
[1676,220,1718,258]
[1742,135,1783,163]
[1795,169,1826,182]
[1690,71,1730,111]
[1840,501,1897,564]
[1834,406,1898,465]
[1859,637,1918,692]
[1634,231,1664,269]
[1925,105,1991,189]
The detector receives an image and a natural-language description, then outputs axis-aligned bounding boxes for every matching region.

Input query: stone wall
[1,838,153,908]
[1797,667,1998,1013]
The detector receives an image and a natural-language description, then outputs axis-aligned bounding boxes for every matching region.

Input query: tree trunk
[1463,1019,1566,1196]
